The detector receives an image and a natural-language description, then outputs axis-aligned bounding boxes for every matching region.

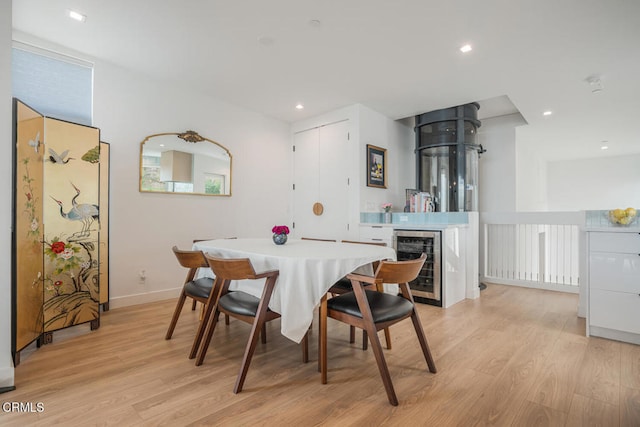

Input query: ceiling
[11,0,640,161]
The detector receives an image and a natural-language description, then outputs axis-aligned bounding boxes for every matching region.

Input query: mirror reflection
[140,131,232,196]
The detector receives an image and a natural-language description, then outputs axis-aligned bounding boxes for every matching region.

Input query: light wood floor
[2,284,640,426]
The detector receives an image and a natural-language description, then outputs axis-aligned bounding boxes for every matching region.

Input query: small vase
[384,211,392,224]
[273,233,288,245]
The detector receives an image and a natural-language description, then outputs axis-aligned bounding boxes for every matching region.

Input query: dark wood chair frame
[331,240,391,350]
[165,246,218,360]
[196,255,309,394]
[319,253,437,406]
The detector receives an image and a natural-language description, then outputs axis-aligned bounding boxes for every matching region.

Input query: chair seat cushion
[184,277,214,299]
[219,291,261,317]
[327,290,414,324]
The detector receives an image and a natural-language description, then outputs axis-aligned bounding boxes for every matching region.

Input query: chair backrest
[204,255,258,281]
[375,253,427,285]
[301,237,336,242]
[172,246,209,269]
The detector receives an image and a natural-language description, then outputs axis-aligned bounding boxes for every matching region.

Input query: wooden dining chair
[196,255,309,394]
[329,240,391,350]
[319,253,437,406]
[165,246,218,360]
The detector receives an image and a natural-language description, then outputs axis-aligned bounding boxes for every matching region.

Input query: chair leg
[350,326,356,343]
[233,316,265,393]
[319,295,328,383]
[261,323,267,344]
[191,299,197,311]
[364,321,398,406]
[351,284,399,406]
[317,308,322,372]
[362,328,391,350]
[301,331,309,363]
[165,292,187,340]
[410,309,437,373]
[384,327,392,350]
[225,314,230,325]
[189,297,217,359]
[234,275,277,394]
[195,306,221,366]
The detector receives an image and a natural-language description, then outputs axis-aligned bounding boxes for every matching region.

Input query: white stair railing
[480,212,584,293]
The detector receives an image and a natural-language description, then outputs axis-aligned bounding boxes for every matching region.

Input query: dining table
[192,238,396,343]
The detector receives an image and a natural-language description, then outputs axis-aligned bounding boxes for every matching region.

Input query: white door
[293,120,350,240]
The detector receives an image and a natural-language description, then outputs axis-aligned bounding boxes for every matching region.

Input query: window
[12,42,93,125]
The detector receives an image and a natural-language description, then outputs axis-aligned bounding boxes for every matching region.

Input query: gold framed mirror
[139,131,232,196]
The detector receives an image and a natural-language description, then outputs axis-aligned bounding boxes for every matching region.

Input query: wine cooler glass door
[394,230,442,306]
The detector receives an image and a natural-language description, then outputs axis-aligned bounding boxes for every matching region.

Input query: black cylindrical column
[415,103,483,212]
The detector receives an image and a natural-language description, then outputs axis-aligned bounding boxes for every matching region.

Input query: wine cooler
[394,230,442,306]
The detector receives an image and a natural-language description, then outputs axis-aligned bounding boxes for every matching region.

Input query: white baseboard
[108,287,181,309]
[480,277,579,294]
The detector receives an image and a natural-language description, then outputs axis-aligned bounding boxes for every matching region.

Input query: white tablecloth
[192,238,396,343]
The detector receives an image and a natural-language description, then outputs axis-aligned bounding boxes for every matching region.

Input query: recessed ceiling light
[295,103,304,110]
[67,9,86,22]
[543,111,553,116]
[460,44,472,53]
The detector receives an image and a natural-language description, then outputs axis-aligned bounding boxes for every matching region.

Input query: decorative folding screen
[42,118,100,332]
[12,98,106,361]
[99,142,110,307]
[13,100,45,353]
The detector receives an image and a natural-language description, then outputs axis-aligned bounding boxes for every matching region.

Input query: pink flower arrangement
[272,225,290,235]
[382,203,392,212]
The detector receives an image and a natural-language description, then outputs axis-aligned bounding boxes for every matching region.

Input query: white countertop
[585,226,640,233]
[360,222,469,230]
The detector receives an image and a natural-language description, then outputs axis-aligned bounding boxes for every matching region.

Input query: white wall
[12,33,292,308]
[358,105,414,214]
[92,61,292,307]
[477,113,526,212]
[1,0,14,389]
[547,154,640,210]
[516,130,548,212]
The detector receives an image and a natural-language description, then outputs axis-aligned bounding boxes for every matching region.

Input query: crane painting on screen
[50,183,99,240]
[47,147,74,164]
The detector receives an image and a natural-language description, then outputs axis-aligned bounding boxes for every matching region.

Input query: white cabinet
[358,224,394,247]
[587,231,640,344]
[292,121,351,240]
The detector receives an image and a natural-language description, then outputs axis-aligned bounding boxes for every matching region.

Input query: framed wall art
[366,144,387,188]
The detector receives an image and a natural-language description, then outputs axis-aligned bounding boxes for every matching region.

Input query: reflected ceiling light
[543,111,553,116]
[460,44,472,53]
[67,10,86,22]
[601,145,609,150]
[295,103,304,110]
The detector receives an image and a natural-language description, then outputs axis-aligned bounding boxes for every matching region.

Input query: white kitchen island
[583,219,640,345]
